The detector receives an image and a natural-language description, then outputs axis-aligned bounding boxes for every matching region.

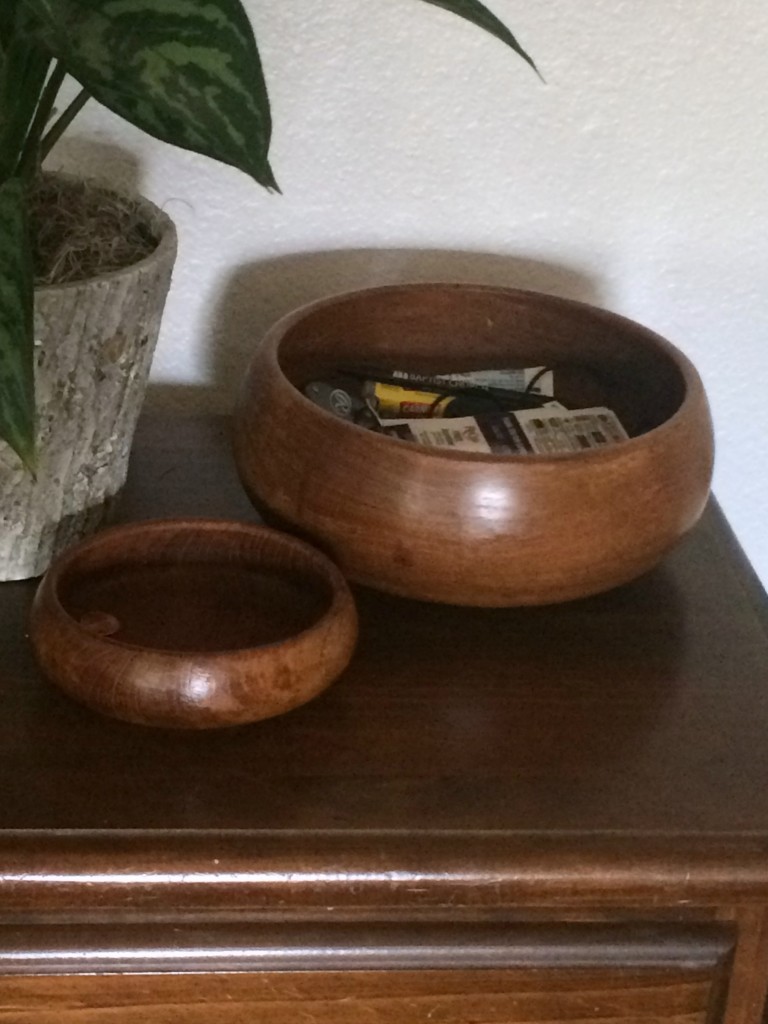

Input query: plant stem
[17,61,66,179]
[40,87,91,162]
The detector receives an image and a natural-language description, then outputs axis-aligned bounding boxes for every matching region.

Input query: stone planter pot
[0,181,177,581]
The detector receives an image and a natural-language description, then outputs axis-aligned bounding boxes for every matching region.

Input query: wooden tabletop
[2,413,768,841]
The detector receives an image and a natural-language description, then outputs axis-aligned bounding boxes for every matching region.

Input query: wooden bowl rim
[263,282,707,466]
[39,517,357,661]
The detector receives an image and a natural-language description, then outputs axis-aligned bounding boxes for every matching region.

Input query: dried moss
[29,174,160,287]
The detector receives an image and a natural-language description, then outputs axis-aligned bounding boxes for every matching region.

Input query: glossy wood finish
[0,964,729,1024]
[0,921,734,973]
[29,518,358,728]
[1,414,767,1024]
[234,283,715,605]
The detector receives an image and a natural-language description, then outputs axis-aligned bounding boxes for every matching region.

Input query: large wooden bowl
[233,284,714,606]
[29,518,358,728]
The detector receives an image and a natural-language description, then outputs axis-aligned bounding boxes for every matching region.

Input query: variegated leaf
[0,2,18,44]
[21,0,276,188]
[419,0,537,72]
[0,177,35,470]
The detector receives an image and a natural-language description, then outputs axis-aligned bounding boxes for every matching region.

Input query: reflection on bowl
[234,284,714,606]
[30,518,358,728]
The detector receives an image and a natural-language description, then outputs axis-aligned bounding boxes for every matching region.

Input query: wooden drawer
[0,921,734,1023]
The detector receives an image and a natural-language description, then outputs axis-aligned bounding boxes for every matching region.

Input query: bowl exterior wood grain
[234,285,714,606]
[29,519,358,729]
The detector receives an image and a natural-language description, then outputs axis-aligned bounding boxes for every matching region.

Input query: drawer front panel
[0,921,734,1024]
[0,966,723,1024]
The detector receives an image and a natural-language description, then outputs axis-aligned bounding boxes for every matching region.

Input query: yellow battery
[366,381,453,418]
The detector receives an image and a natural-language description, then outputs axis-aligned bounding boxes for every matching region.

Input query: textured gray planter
[0,184,177,580]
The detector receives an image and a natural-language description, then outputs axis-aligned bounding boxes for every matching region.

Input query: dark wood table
[2,414,768,1023]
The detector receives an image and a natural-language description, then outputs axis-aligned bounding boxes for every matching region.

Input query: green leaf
[419,0,539,74]
[0,36,53,181]
[0,3,18,49]
[21,0,276,188]
[0,177,35,470]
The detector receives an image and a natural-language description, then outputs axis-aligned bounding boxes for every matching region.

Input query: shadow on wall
[44,136,144,197]
[146,248,604,415]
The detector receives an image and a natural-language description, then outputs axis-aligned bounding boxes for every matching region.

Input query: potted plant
[0,0,536,580]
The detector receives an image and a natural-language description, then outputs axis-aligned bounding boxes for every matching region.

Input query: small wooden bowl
[233,284,715,606]
[29,519,358,728]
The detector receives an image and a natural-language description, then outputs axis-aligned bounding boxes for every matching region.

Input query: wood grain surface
[0,416,766,834]
[0,966,726,1024]
[0,416,765,833]
[1,414,768,1024]
[0,920,735,1024]
[234,284,715,604]
[28,518,358,728]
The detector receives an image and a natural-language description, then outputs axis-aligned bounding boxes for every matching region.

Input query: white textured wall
[49,0,768,586]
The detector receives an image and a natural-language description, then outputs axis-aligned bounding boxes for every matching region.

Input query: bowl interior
[276,286,689,439]
[57,526,333,654]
